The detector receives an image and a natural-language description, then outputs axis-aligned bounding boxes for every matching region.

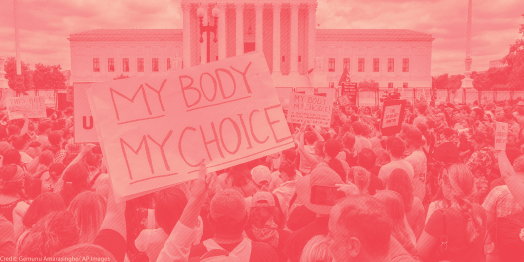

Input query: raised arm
[20,115,29,136]
[297,122,321,167]
[498,151,524,208]
[54,144,95,194]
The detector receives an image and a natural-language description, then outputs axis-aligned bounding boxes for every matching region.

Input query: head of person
[386,137,405,159]
[471,107,484,121]
[279,161,296,182]
[372,148,390,167]
[342,132,356,152]
[68,191,107,243]
[441,128,457,142]
[11,135,29,151]
[209,189,248,238]
[402,126,425,150]
[514,155,524,175]
[470,132,490,150]
[38,121,53,135]
[84,149,103,172]
[39,150,55,167]
[461,105,471,115]
[251,165,271,189]
[60,162,91,206]
[323,138,346,179]
[48,163,66,182]
[155,186,188,235]
[3,149,21,166]
[48,130,63,147]
[350,114,360,123]
[23,193,66,230]
[281,148,297,163]
[52,244,116,262]
[314,141,326,158]
[357,148,376,171]
[226,164,251,188]
[0,141,12,156]
[0,164,25,197]
[305,131,318,146]
[363,107,371,115]
[416,103,427,115]
[386,169,414,213]
[249,191,276,231]
[19,211,80,257]
[348,166,371,195]
[351,122,366,136]
[517,101,524,115]
[445,164,484,242]
[300,235,334,262]
[64,107,74,117]
[328,195,392,262]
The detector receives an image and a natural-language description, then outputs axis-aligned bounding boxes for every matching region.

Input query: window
[93,58,100,72]
[167,58,171,70]
[108,58,114,72]
[123,58,129,72]
[137,58,144,72]
[282,56,286,62]
[402,58,409,72]
[358,58,365,72]
[328,58,335,72]
[343,58,350,70]
[403,82,408,88]
[298,56,301,63]
[388,58,394,72]
[388,82,394,88]
[152,58,159,72]
[373,58,379,72]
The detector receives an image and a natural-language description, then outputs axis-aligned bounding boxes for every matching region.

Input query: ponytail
[327,157,346,181]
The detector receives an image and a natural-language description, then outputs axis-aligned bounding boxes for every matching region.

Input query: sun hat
[209,189,247,224]
[251,191,275,208]
[251,165,271,187]
[295,167,344,215]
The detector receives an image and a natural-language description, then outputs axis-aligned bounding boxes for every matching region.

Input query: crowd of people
[1,97,524,262]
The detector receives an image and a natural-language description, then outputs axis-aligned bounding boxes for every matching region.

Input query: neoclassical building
[69,0,434,90]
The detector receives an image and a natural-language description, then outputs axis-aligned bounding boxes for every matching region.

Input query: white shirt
[378,159,414,185]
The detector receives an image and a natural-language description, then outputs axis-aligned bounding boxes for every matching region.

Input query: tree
[4,56,33,94]
[432,74,464,90]
[501,13,524,90]
[33,63,66,94]
[113,74,130,80]
[472,67,510,90]
[358,79,379,90]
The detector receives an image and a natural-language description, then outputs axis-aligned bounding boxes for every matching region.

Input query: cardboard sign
[6,96,46,119]
[74,83,98,143]
[87,52,294,201]
[338,95,350,107]
[380,99,406,136]
[495,121,509,150]
[287,92,334,127]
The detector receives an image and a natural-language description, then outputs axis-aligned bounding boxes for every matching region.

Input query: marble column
[181,3,191,68]
[272,3,282,75]
[235,3,244,56]
[218,3,227,60]
[290,3,299,75]
[307,3,317,73]
[255,3,264,53]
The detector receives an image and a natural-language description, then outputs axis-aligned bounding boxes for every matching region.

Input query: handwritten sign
[382,104,402,128]
[495,121,509,150]
[338,95,350,107]
[7,96,46,119]
[287,92,334,127]
[87,52,293,201]
[380,99,406,136]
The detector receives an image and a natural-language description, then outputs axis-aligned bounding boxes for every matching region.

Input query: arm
[498,151,524,208]
[20,115,29,136]
[54,144,95,194]
[311,126,325,142]
[416,231,439,262]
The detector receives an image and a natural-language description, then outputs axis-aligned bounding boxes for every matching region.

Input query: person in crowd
[47,130,67,164]
[40,163,66,194]
[378,137,414,184]
[284,167,343,262]
[60,162,92,206]
[413,103,428,128]
[0,165,26,223]
[417,164,487,262]
[298,124,323,175]
[11,136,33,165]
[356,148,384,195]
[84,148,110,197]
[387,169,425,240]
[272,161,300,216]
[347,166,371,195]
[373,148,391,167]
[36,121,52,150]
[245,191,290,262]
[351,121,372,156]
[69,191,107,244]
[219,164,258,198]
[316,138,350,181]
[402,127,428,203]
[374,190,419,260]
[251,165,272,190]
[338,132,358,167]
[512,101,524,128]
[425,173,452,224]
[268,149,302,191]
[433,128,460,164]
[300,235,333,262]
[467,132,497,200]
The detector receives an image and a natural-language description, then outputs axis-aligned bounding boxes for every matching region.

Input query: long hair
[446,164,484,243]
[68,191,107,243]
[348,166,371,194]
[374,190,416,247]
[324,139,346,180]
[300,235,333,262]
[386,169,414,213]
[23,193,66,229]
[60,163,91,207]
[84,150,102,172]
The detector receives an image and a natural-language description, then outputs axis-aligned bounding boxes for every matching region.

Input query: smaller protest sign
[495,121,509,150]
[7,96,46,119]
[338,95,350,107]
[287,92,334,127]
[380,99,406,136]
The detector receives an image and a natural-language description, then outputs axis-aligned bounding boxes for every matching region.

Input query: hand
[189,161,209,199]
[336,183,360,196]
[80,143,96,155]
[300,120,308,133]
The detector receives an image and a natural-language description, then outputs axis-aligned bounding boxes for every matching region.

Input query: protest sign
[338,95,350,107]
[287,91,334,127]
[74,82,98,143]
[39,90,56,107]
[380,99,406,136]
[495,121,509,150]
[87,52,293,201]
[6,96,46,119]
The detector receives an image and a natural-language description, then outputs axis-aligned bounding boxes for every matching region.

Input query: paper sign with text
[87,52,294,201]
[382,104,402,128]
[74,83,98,143]
[287,92,334,127]
[7,96,46,119]
[495,121,509,150]
[379,99,406,136]
[338,95,350,107]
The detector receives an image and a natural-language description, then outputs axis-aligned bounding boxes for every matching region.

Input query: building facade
[69,0,434,89]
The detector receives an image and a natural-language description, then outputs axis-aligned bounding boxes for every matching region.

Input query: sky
[0,0,522,76]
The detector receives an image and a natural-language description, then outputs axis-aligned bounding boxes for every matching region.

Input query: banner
[74,83,98,143]
[87,52,294,201]
[7,96,46,119]
[287,92,334,127]
[495,121,508,150]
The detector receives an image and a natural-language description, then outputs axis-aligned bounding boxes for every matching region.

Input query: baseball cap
[209,189,247,224]
[296,167,344,215]
[251,191,275,208]
[251,165,271,186]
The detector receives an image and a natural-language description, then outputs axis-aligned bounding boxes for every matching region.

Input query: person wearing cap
[378,137,414,185]
[283,167,344,262]
[402,127,428,202]
[466,132,497,200]
[245,191,290,262]
[513,101,524,128]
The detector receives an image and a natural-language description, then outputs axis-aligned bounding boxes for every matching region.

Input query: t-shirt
[424,205,487,262]
[433,142,460,164]
[135,228,169,262]
[378,159,414,185]
[93,229,126,262]
[283,216,329,262]
[405,197,425,240]
[19,151,33,165]
[299,145,317,174]
[404,150,427,201]
[189,238,278,262]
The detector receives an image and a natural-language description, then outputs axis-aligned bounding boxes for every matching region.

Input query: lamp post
[197,6,219,63]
